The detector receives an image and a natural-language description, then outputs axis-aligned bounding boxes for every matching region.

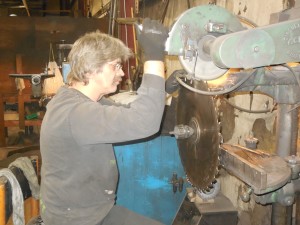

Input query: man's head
[67,30,132,85]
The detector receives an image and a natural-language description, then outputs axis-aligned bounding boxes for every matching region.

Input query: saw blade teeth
[176,80,221,190]
[186,175,193,186]
[218,122,221,130]
[206,179,218,191]
[204,187,211,193]
[218,133,224,144]
[215,168,220,176]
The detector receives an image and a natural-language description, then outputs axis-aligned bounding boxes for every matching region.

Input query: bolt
[286,155,298,165]
[170,124,194,139]
[240,186,252,202]
[285,196,294,206]
[254,46,259,52]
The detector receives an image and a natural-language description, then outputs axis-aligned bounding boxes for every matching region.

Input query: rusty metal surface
[176,80,219,190]
[220,144,291,194]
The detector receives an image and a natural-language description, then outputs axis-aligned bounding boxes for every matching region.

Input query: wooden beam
[116,17,139,25]
[0,177,6,225]
[0,96,6,147]
[93,1,110,18]
[22,0,31,16]
[70,0,78,8]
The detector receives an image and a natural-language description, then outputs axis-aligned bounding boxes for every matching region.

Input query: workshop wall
[0,16,109,147]
[0,16,108,95]
[0,1,297,224]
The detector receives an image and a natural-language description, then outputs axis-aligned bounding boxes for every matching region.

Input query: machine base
[172,190,238,225]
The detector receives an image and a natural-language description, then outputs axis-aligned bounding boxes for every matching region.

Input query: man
[39,19,168,225]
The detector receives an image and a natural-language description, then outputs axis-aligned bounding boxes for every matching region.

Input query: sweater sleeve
[70,74,165,145]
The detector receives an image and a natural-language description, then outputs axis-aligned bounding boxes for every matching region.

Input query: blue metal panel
[114,136,188,225]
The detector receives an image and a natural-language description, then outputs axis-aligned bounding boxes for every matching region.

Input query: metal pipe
[272,104,298,225]
[111,0,117,36]
[286,206,293,225]
[275,104,293,158]
[290,107,299,156]
[291,107,300,225]
[271,203,290,225]
[108,0,114,35]
[296,194,300,225]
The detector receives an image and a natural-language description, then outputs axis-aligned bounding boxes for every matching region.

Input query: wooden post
[31,197,39,218]
[16,54,26,130]
[30,155,40,217]
[0,177,6,225]
[0,96,6,147]
[17,94,25,130]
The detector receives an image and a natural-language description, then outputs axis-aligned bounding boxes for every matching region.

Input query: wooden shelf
[0,93,42,147]
[4,120,42,127]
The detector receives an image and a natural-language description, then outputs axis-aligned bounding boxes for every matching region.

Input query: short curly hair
[67,30,133,85]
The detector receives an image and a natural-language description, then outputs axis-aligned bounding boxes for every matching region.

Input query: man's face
[92,58,124,94]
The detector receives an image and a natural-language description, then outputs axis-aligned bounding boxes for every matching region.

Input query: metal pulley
[165,4,244,80]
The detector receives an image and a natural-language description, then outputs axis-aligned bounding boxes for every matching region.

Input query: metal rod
[111,0,117,35]
[290,108,298,156]
[108,1,113,34]
[275,104,293,158]
[272,104,297,225]
[296,194,300,225]
[291,107,300,225]
[271,203,288,225]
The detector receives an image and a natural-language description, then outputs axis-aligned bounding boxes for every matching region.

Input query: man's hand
[136,18,169,61]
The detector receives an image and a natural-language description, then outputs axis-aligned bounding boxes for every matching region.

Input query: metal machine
[9,67,54,98]
[165,4,300,225]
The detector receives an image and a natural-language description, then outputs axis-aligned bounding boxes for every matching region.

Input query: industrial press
[164,4,300,225]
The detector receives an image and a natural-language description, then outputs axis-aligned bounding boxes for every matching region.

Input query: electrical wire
[281,64,300,113]
[222,97,274,114]
[221,64,299,113]
[282,64,300,88]
[175,68,260,96]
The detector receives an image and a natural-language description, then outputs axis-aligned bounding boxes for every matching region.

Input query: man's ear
[87,70,99,79]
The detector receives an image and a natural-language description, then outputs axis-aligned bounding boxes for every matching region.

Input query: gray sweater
[40,74,165,225]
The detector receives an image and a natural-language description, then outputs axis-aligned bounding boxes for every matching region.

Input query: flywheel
[176,80,220,190]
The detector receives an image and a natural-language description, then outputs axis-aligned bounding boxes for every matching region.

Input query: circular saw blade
[176,80,219,190]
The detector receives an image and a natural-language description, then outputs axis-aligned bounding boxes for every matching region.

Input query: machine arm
[210,19,300,69]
